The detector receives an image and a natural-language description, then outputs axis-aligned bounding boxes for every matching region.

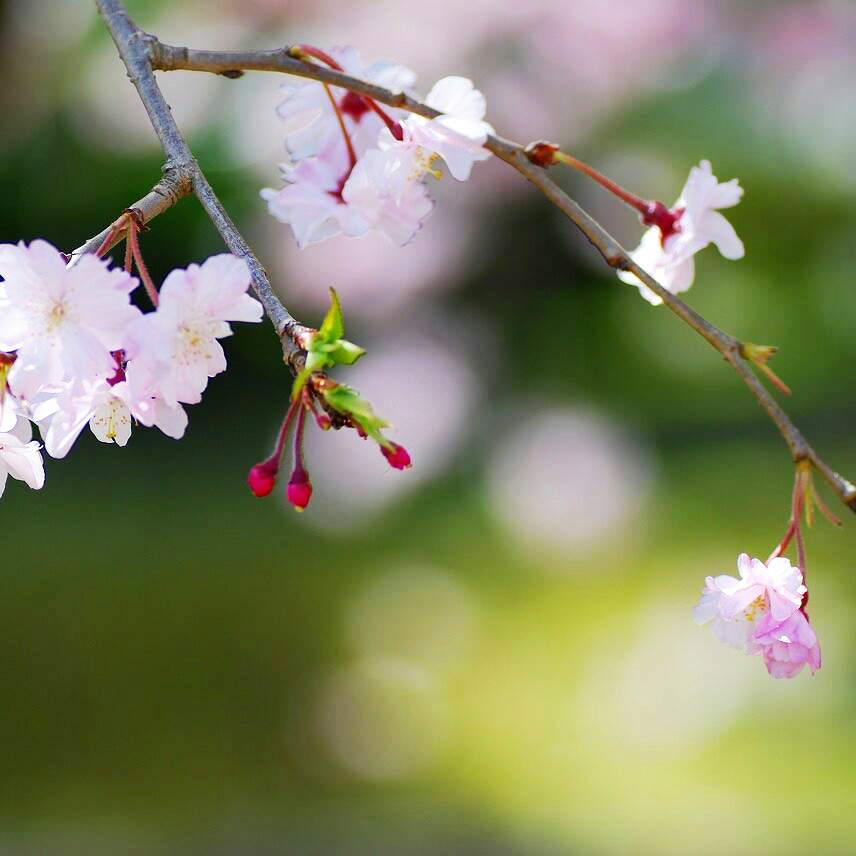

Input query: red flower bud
[286,468,313,511]
[381,442,411,470]
[315,411,332,431]
[247,461,278,497]
[524,140,560,168]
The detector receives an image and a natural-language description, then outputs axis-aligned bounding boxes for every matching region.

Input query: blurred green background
[3,0,856,853]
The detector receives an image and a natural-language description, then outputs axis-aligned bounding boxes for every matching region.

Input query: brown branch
[92,0,312,371]
[98,29,856,512]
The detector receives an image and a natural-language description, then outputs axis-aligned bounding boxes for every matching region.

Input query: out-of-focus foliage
[2,1,856,853]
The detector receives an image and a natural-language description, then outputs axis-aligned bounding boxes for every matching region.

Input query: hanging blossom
[618,160,745,305]
[0,241,262,499]
[276,46,416,161]
[377,76,494,182]
[263,46,493,248]
[694,553,821,678]
[124,254,263,408]
[0,240,140,400]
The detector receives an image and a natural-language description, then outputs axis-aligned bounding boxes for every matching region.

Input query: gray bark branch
[89,9,856,511]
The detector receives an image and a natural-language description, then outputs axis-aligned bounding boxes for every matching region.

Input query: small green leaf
[322,382,389,444]
[317,287,345,342]
[326,340,366,366]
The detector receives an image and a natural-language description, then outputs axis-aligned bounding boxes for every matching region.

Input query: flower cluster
[247,288,411,512]
[261,45,493,248]
[0,239,262,497]
[694,553,821,679]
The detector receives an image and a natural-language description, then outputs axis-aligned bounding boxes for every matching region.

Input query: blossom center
[339,91,370,122]
[45,300,68,332]
[411,149,442,181]
[744,594,767,622]
[176,323,213,364]
[642,201,684,247]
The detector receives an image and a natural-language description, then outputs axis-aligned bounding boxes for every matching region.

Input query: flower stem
[293,43,403,142]
[553,151,649,216]
[293,400,308,473]
[270,395,301,467]
[126,216,159,307]
[94,219,127,258]
[322,82,357,170]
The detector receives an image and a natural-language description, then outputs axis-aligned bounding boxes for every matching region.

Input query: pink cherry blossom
[124,254,263,408]
[0,240,140,399]
[341,148,435,245]
[618,160,745,305]
[261,139,371,248]
[38,377,133,459]
[379,76,494,182]
[750,609,821,679]
[0,415,45,497]
[276,46,415,161]
[694,553,806,651]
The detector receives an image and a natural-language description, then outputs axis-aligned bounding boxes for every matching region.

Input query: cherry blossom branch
[69,171,191,263]
[100,27,856,513]
[92,0,312,371]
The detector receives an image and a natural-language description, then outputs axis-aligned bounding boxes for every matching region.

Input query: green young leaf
[322,382,389,444]
[317,287,345,342]
[326,340,366,366]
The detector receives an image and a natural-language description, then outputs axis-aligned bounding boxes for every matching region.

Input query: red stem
[322,82,357,170]
[126,218,159,308]
[94,220,126,258]
[555,151,649,216]
[270,395,301,466]
[767,520,796,562]
[124,230,133,273]
[296,43,403,141]
[293,401,308,473]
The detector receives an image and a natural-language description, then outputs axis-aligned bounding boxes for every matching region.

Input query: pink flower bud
[381,442,411,470]
[247,461,278,497]
[315,411,332,431]
[286,468,313,511]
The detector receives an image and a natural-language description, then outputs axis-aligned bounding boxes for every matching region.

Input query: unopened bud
[381,442,411,470]
[524,140,560,168]
[286,467,313,511]
[247,461,278,497]
[315,411,332,431]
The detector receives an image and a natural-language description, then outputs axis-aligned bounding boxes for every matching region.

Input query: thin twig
[69,172,191,264]
[92,0,312,372]
[96,23,856,512]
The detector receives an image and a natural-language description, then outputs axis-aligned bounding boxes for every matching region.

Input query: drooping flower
[618,160,745,305]
[0,415,45,498]
[261,139,371,248]
[750,609,822,679]
[277,46,416,161]
[341,148,435,245]
[124,254,263,407]
[694,553,806,650]
[37,378,131,459]
[0,240,141,399]
[378,76,494,182]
